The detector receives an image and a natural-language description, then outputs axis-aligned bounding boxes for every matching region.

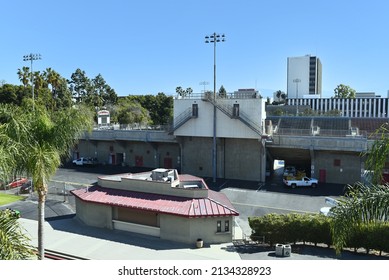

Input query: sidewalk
[20,217,241,260]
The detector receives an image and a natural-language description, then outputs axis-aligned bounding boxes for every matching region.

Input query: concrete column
[310,146,315,178]
[260,139,267,183]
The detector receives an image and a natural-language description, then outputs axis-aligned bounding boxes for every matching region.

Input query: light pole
[205,33,225,183]
[293,78,301,116]
[23,53,41,110]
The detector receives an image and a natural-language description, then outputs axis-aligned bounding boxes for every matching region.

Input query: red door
[164,157,173,169]
[135,156,143,167]
[319,169,326,183]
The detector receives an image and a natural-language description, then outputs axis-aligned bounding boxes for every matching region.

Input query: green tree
[175,86,185,97]
[175,86,193,98]
[334,84,356,98]
[0,84,18,104]
[0,103,93,259]
[363,123,389,185]
[88,74,118,108]
[0,209,35,259]
[218,85,227,98]
[331,124,389,254]
[17,67,30,88]
[130,93,173,125]
[68,68,91,103]
[117,98,151,128]
[330,183,389,254]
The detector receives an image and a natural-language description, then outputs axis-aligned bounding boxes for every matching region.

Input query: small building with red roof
[71,168,239,244]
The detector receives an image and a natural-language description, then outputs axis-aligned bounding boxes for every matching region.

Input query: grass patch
[0,193,24,206]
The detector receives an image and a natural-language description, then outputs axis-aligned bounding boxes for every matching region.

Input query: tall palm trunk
[37,187,46,260]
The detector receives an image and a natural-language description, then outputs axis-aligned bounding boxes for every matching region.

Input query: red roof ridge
[207,196,238,215]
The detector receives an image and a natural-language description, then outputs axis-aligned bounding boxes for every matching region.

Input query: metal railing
[273,128,368,138]
[171,107,193,132]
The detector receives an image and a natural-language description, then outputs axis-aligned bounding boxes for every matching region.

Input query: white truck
[283,176,318,188]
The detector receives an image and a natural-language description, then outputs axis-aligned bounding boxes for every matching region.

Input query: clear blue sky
[1,0,388,98]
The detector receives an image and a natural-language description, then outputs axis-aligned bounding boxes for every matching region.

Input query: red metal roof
[71,186,238,218]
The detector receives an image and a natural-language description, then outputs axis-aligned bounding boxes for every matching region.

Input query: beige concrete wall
[180,136,213,178]
[160,214,233,244]
[224,138,263,181]
[180,136,264,181]
[315,151,362,184]
[75,198,112,229]
[75,198,234,244]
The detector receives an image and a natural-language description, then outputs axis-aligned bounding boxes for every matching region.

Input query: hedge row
[248,213,389,254]
[248,213,332,247]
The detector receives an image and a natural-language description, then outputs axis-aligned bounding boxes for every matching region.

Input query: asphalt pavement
[1,164,388,260]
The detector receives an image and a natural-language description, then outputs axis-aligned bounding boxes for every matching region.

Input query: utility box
[275,244,292,257]
[275,244,284,257]
[283,244,291,257]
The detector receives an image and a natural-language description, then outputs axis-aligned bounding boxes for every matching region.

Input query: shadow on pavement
[233,242,389,260]
[46,216,195,251]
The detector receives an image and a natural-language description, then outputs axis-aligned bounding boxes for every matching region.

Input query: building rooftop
[71,168,239,218]
[71,185,238,218]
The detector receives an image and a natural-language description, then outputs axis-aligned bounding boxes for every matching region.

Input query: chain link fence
[20,180,92,210]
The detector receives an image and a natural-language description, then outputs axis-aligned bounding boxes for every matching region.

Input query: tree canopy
[2,67,174,126]
[334,84,356,98]
[0,103,94,259]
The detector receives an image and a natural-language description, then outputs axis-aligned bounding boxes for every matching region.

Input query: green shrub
[249,214,389,255]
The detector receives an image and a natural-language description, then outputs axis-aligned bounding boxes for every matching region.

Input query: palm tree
[330,183,389,254]
[17,67,30,88]
[331,123,389,254]
[0,103,93,259]
[363,123,389,185]
[0,209,35,259]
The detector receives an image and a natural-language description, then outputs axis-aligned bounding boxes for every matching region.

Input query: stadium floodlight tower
[23,53,42,110]
[205,33,225,183]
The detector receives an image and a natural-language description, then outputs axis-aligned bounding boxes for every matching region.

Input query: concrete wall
[224,138,263,181]
[75,198,233,244]
[314,151,362,185]
[179,136,264,181]
[179,136,213,178]
[174,98,263,139]
[160,214,233,244]
[74,140,180,168]
[75,198,112,229]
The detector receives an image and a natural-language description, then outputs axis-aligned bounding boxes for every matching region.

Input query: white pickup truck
[283,176,318,188]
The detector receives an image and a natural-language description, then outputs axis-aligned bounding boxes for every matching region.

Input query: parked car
[19,180,33,194]
[72,157,98,166]
[320,197,338,217]
[6,177,28,189]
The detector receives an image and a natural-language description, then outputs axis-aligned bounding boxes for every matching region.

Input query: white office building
[287,55,322,98]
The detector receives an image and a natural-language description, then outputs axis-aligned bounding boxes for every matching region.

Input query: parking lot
[2,163,344,236]
[1,163,387,260]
